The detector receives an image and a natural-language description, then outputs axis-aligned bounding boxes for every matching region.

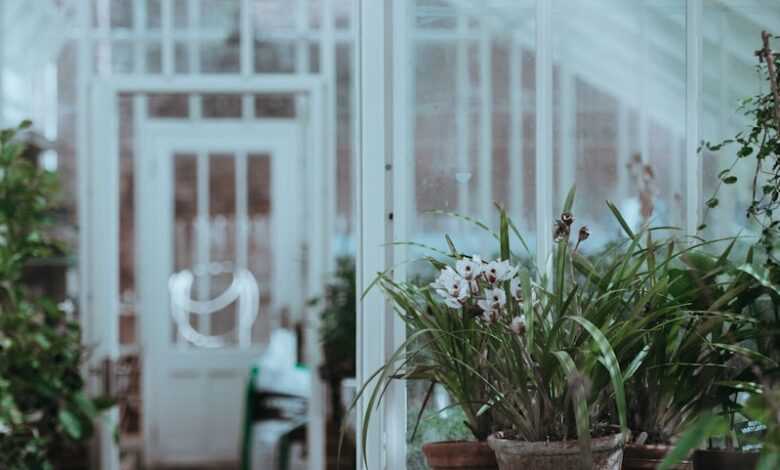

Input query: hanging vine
[702,31,780,271]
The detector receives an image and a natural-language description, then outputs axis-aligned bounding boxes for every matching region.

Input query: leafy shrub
[0,121,105,469]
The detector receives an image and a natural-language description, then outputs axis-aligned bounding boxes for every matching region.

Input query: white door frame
[138,120,302,466]
[83,76,331,470]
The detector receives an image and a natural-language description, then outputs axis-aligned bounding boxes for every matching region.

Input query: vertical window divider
[685,0,702,236]
[387,0,411,468]
[455,8,470,233]
[535,0,554,274]
[240,0,254,118]
[479,25,493,226]
[356,0,393,468]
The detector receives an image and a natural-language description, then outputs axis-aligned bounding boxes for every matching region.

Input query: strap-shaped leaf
[658,413,728,470]
[552,350,593,470]
[567,315,628,431]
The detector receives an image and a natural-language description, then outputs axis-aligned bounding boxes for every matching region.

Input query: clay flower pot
[692,449,759,470]
[421,440,499,470]
[622,444,691,470]
[487,431,627,470]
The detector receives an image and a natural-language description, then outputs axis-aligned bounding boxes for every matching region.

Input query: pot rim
[487,431,628,457]
[422,439,490,448]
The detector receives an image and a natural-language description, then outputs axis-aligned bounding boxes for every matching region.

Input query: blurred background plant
[0,121,108,470]
[318,256,356,431]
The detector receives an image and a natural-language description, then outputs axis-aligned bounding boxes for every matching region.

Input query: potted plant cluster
[0,122,108,469]
[352,30,780,470]
[353,188,778,470]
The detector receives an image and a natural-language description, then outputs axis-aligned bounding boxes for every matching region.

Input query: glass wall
[360,0,780,468]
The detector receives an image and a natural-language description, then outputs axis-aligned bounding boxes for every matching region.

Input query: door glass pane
[247,153,274,343]
[173,152,199,343]
[208,153,238,340]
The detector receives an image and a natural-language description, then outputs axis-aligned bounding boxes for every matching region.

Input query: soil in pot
[692,449,760,470]
[488,431,627,470]
[422,440,499,470]
[622,444,691,470]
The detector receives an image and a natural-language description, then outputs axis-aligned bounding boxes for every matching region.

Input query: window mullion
[535,0,553,273]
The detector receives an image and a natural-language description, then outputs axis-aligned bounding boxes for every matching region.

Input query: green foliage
[0,122,105,469]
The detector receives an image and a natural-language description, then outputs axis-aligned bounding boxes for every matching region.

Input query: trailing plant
[0,122,106,469]
[702,31,780,271]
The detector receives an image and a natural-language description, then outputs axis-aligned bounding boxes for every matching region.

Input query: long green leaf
[567,316,628,431]
[552,350,593,470]
[658,414,728,470]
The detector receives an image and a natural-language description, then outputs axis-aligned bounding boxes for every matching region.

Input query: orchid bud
[561,212,574,226]
[554,219,570,242]
[578,226,590,243]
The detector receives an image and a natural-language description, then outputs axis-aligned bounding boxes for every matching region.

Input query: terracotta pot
[622,444,691,470]
[693,449,759,470]
[488,432,627,470]
[422,440,499,470]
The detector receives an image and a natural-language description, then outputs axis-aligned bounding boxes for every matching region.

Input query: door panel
[138,121,303,466]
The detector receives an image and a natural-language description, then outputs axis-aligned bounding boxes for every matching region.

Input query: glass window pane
[700,2,777,247]
[406,1,536,467]
[551,1,686,251]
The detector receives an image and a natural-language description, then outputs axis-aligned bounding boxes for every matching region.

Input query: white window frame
[355,1,703,469]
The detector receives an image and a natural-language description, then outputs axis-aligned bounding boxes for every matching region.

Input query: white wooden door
[138,121,303,466]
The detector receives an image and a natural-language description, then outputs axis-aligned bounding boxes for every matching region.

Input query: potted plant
[483,196,634,470]
[566,204,768,470]
[609,234,765,470]
[0,121,108,469]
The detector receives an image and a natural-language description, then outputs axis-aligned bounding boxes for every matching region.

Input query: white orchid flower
[509,276,523,302]
[510,315,527,336]
[456,255,483,281]
[483,260,518,285]
[481,309,499,324]
[432,266,469,308]
[478,287,506,312]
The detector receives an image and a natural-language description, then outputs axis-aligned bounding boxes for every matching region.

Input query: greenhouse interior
[1,0,779,469]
